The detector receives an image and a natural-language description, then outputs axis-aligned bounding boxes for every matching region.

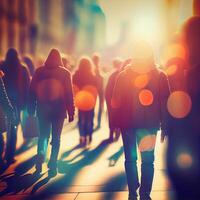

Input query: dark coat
[112,66,171,131]
[28,65,74,119]
[105,70,120,129]
[0,63,30,112]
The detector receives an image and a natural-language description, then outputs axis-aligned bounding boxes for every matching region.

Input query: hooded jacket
[28,50,74,119]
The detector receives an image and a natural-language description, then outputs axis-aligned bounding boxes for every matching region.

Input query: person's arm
[66,72,75,122]
[27,70,37,116]
[97,76,104,128]
[0,77,14,118]
[111,73,123,109]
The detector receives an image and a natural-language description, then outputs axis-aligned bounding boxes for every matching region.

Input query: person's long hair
[73,56,95,86]
[44,48,63,67]
[76,56,94,76]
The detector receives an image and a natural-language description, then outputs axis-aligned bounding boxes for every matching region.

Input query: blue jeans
[121,128,157,199]
[37,116,64,168]
[78,110,94,137]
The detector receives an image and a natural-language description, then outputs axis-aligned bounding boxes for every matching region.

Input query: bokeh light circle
[167,91,192,118]
[177,153,193,169]
[75,91,96,111]
[138,135,156,152]
[139,89,154,106]
[37,79,64,102]
[165,64,178,76]
[134,74,149,89]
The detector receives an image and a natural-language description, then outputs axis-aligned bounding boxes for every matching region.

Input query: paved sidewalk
[0,115,174,200]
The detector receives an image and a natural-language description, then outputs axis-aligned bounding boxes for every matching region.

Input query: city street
[0,113,174,200]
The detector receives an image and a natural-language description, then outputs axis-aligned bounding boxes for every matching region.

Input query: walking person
[28,49,74,176]
[0,48,30,165]
[112,41,171,200]
[73,56,103,146]
[167,16,200,200]
[0,71,16,167]
[92,53,104,129]
[105,58,123,142]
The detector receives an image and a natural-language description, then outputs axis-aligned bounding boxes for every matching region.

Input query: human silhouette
[112,41,171,200]
[28,48,75,176]
[105,58,123,142]
[167,16,200,200]
[0,48,30,165]
[0,74,16,167]
[92,53,104,129]
[73,56,103,145]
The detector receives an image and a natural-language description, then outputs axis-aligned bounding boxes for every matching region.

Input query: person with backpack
[28,49,74,176]
[0,48,30,165]
[112,41,171,200]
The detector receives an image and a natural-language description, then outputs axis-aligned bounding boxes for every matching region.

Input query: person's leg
[37,116,51,171]
[5,121,17,164]
[87,110,94,143]
[78,111,86,145]
[48,118,64,171]
[137,129,157,200]
[121,128,139,199]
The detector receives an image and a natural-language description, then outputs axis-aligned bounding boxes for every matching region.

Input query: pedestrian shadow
[15,138,37,156]
[26,139,111,199]
[0,156,43,195]
[101,172,127,200]
[0,172,44,196]
[108,147,123,167]
[60,143,85,160]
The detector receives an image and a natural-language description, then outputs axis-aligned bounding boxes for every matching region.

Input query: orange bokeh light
[138,135,156,152]
[177,153,193,169]
[165,64,178,76]
[82,85,98,98]
[75,90,96,111]
[133,74,149,89]
[139,89,154,106]
[167,91,192,119]
[73,84,80,95]
[37,79,63,102]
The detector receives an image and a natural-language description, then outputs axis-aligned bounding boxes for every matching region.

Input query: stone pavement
[0,114,175,200]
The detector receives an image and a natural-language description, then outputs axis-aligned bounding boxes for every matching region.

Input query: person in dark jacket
[112,41,170,200]
[166,16,200,200]
[23,56,35,78]
[92,53,104,129]
[73,56,103,146]
[28,48,75,176]
[0,48,30,164]
[105,58,123,141]
[0,73,15,166]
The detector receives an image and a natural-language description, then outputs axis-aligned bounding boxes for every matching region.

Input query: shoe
[48,167,57,177]
[79,137,86,146]
[88,136,92,144]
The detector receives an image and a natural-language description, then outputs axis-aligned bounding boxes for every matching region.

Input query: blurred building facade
[0,0,106,57]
